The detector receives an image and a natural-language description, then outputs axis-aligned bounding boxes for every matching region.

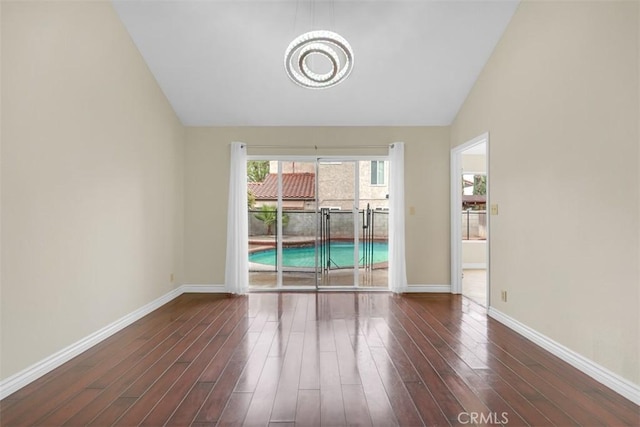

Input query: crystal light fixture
[284,30,354,89]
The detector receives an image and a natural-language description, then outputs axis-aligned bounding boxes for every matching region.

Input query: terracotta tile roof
[462,195,486,204]
[248,173,315,200]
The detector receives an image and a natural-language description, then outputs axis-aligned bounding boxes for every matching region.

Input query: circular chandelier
[284,30,354,89]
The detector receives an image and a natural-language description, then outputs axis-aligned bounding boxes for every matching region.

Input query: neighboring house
[262,161,389,211]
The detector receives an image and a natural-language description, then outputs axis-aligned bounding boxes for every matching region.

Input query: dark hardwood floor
[1,292,638,426]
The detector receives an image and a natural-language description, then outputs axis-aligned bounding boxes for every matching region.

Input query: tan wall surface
[462,241,487,266]
[184,127,450,286]
[451,1,639,384]
[462,154,486,174]
[1,1,185,379]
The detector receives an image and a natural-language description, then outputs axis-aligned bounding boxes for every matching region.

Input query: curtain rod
[245,144,391,149]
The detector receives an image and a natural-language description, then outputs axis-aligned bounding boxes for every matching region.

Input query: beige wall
[462,241,486,267]
[184,127,450,286]
[1,1,185,380]
[462,154,486,174]
[452,0,639,385]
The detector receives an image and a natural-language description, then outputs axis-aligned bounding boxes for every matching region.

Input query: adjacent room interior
[1,0,639,424]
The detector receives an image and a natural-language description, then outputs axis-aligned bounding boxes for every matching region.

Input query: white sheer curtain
[225,142,249,294]
[388,142,408,293]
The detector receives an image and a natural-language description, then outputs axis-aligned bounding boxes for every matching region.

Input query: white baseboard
[179,284,227,293]
[0,287,183,400]
[463,263,487,269]
[488,307,640,405]
[405,284,451,293]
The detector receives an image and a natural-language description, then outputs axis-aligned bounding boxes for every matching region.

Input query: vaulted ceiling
[112,0,520,126]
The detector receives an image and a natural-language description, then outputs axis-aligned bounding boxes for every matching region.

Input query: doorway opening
[451,134,489,306]
[247,157,389,290]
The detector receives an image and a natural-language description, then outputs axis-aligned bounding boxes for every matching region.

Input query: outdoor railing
[462,210,487,240]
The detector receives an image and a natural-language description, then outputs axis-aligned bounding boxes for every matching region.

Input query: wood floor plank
[234,321,279,393]
[404,381,451,427]
[1,292,637,427]
[318,319,336,352]
[295,389,321,427]
[62,352,175,426]
[341,384,373,427]
[349,333,399,427]
[217,391,253,426]
[139,324,244,426]
[32,388,102,427]
[319,351,347,427]
[85,396,136,427]
[299,320,320,390]
[382,303,466,421]
[192,328,263,424]
[333,319,361,385]
[290,294,309,333]
[175,297,244,363]
[119,323,209,398]
[369,317,422,383]
[163,381,213,426]
[270,332,305,423]
[113,362,189,426]
[198,315,259,383]
[369,346,423,426]
[242,356,282,426]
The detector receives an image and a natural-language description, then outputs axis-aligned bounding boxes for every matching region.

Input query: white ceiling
[112,0,519,126]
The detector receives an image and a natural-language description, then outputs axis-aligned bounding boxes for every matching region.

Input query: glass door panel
[281,161,318,288]
[317,160,356,287]
[248,160,277,289]
[358,160,389,288]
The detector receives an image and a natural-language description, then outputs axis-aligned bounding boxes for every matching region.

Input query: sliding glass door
[247,157,388,290]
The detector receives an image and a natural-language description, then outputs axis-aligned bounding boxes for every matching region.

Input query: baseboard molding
[488,307,640,405]
[405,284,451,293]
[0,287,183,400]
[463,263,487,269]
[179,284,227,293]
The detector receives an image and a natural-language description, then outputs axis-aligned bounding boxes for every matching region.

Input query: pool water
[249,242,388,268]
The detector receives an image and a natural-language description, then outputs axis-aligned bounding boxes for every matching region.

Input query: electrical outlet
[490,204,499,215]
[501,290,508,302]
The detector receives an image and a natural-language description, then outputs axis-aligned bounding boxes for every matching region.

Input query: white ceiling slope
[112,0,519,126]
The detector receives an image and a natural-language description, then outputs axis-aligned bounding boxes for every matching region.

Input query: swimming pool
[249,242,388,268]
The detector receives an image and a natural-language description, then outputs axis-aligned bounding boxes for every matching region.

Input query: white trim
[404,284,451,293]
[463,263,487,269]
[0,287,183,400]
[488,307,640,405]
[451,133,489,299]
[180,284,227,293]
[247,154,388,162]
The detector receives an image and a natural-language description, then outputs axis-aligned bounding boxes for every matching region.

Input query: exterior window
[371,160,385,185]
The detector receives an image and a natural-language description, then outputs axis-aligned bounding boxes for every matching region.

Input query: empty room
[1,0,639,426]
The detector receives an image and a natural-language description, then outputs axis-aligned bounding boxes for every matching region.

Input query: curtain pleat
[388,142,408,293]
[225,142,249,294]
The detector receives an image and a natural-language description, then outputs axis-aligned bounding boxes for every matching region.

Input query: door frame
[247,154,389,291]
[450,133,490,305]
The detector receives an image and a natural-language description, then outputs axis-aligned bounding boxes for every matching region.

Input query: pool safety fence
[462,210,487,240]
[249,207,389,273]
